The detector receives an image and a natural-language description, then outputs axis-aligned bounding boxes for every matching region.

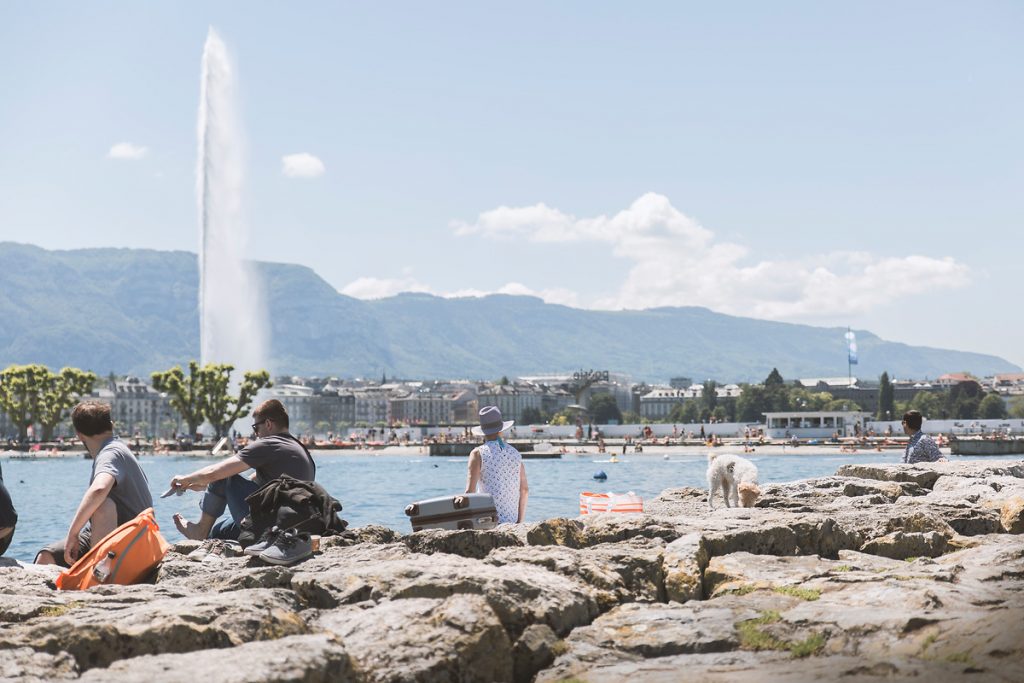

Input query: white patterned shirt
[476,440,523,524]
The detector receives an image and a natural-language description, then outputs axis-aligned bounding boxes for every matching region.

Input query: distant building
[265,384,316,434]
[477,383,543,422]
[389,389,455,425]
[764,410,870,439]
[352,387,391,426]
[639,388,686,420]
[669,377,692,389]
[105,377,174,438]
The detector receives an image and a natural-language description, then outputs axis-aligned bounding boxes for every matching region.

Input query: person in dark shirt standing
[170,399,315,540]
[901,410,946,464]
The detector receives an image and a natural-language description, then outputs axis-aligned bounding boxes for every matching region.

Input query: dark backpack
[237,475,347,547]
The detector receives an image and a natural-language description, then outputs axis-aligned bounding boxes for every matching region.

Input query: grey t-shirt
[92,439,153,523]
[238,434,315,485]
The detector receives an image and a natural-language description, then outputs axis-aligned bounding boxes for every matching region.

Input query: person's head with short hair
[902,410,923,432]
[72,401,114,437]
[252,399,289,437]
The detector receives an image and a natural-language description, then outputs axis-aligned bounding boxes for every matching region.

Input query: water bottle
[92,551,116,583]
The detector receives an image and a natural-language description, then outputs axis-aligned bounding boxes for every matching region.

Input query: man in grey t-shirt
[170,399,315,541]
[36,402,154,567]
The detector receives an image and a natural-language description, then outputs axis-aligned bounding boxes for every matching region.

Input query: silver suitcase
[404,493,499,532]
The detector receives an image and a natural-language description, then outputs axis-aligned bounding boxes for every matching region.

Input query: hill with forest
[0,242,1018,382]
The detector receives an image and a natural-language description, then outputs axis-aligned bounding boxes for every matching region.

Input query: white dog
[707,452,761,509]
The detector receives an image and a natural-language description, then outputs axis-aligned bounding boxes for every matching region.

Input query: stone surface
[0,458,1022,682]
[77,634,352,682]
[316,595,513,682]
[999,496,1024,533]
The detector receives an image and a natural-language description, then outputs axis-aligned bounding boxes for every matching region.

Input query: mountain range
[0,242,1017,383]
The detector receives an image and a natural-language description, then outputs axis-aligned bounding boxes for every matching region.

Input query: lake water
[0,448,996,562]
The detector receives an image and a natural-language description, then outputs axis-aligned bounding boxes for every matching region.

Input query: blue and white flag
[844,330,858,365]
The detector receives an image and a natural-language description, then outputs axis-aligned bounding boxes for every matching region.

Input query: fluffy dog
[707,452,761,509]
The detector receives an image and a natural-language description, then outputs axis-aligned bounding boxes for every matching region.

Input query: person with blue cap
[461,406,529,524]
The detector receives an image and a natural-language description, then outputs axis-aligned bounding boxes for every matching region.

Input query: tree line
[529,368,1022,426]
[0,362,271,442]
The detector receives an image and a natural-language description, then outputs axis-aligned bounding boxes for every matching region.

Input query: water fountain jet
[196,27,268,373]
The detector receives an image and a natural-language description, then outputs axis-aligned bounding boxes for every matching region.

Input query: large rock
[291,544,600,637]
[0,647,78,682]
[859,531,948,560]
[999,496,1024,533]
[315,595,513,683]
[486,539,666,609]
[78,634,352,682]
[2,588,306,671]
[400,527,524,559]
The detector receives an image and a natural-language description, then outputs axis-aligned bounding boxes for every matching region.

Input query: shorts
[37,527,92,568]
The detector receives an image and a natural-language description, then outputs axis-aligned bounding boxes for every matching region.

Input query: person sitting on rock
[460,406,529,524]
[0,460,17,558]
[901,410,946,464]
[170,399,316,540]
[36,402,154,567]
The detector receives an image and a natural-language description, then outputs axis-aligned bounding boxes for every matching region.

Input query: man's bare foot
[173,513,208,540]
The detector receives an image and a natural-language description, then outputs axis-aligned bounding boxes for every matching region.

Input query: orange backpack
[56,507,170,591]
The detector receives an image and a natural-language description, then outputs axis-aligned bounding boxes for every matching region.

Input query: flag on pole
[844,330,858,365]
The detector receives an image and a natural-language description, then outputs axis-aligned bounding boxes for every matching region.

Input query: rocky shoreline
[2,460,1023,682]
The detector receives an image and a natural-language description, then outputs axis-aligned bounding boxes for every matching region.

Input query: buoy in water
[662,454,670,461]
[593,470,608,480]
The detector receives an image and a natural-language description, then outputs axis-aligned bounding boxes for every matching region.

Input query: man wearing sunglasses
[169,399,315,540]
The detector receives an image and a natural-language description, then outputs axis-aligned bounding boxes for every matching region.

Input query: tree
[735,384,767,423]
[498,376,510,386]
[823,399,862,411]
[669,400,700,424]
[946,380,983,420]
[701,380,718,417]
[589,393,622,425]
[909,391,943,420]
[621,410,641,424]
[1010,397,1024,419]
[877,372,895,421]
[519,406,544,425]
[0,364,50,441]
[979,394,1009,420]
[200,364,273,439]
[37,367,96,440]
[152,361,206,438]
[764,368,785,386]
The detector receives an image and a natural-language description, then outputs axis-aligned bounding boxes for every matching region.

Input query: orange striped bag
[579,491,644,515]
[56,508,170,591]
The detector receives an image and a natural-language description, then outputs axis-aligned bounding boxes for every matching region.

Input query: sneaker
[259,529,313,566]
[243,526,281,556]
[186,539,225,562]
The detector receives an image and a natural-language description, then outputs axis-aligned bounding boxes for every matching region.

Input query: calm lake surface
[0,448,998,562]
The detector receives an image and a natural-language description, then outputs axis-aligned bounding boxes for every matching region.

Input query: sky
[1,2,1022,370]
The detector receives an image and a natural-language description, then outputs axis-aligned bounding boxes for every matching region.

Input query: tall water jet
[197,28,267,372]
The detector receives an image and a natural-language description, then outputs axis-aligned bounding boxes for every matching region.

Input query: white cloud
[452,193,971,319]
[341,277,431,299]
[106,142,148,160]
[340,277,581,308]
[281,153,326,178]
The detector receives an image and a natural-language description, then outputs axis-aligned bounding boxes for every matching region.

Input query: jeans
[199,474,261,540]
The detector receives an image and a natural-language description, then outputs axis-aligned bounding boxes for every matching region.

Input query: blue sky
[1,2,1022,370]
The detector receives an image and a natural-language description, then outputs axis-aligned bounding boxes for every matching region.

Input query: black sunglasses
[251,419,267,433]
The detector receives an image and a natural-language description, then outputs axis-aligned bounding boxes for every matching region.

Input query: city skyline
[1,3,1021,367]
